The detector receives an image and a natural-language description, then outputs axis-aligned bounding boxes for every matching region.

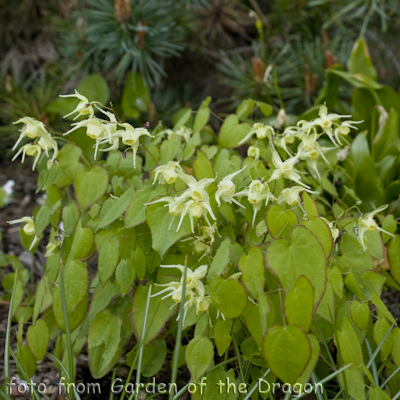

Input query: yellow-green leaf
[186,336,214,381]
[263,324,311,384]
[284,275,314,332]
[27,319,49,361]
[74,165,108,209]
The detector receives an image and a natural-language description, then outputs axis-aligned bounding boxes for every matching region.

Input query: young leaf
[266,204,298,239]
[242,300,266,348]
[284,275,314,332]
[193,100,210,133]
[88,310,121,379]
[209,277,248,318]
[98,186,135,229]
[115,259,135,295]
[62,202,79,236]
[301,216,332,258]
[132,246,146,280]
[131,284,177,345]
[238,246,265,298]
[350,300,370,331]
[327,265,343,298]
[296,334,320,386]
[27,319,49,361]
[263,324,311,385]
[125,185,167,228]
[89,281,120,321]
[35,205,51,237]
[371,292,396,324]
[316,282,335,323]
[53,293,88,333]
[68,219,94,259]
[146,203,192,258]
[185,336,214,381]
[16,343,37,379]
[58,259,88,312]
[391,327,400,366]
[98,236,120,286]
[373,317,393,361]
[194,150,215,180]
[369,386,391,400]
[338,366,365,400]
[337,316,364,367]
[218,115,251,148]
[301,192,319,218]
[347,37,377,80]
[255,101,273,117]
[74,165,108,209]
[160,135,181,165]
[388,235,400,285]
[215,319,232,356]
[207,238,230,280]
[266,226,327,308]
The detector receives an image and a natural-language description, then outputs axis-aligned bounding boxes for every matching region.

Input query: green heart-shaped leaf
[263,324,311,384]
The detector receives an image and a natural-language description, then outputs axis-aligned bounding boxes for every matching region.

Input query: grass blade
[365,339,379,385]
[231,327,245,384]
[366,322,395,369]
[312,372,326,400]
[46,353,81,400]
[294,364,352,400]
[173,357,238,400]
[243,368,270,400]
[9,347,40,400]
[0,387,14,400]
[60,264,74,400]
[381,364,400,388]
[3,268,18,392]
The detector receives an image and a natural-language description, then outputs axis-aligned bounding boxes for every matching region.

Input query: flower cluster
[12,117,59,170]
[182,223,219,260]
[152,264,212,322]
[61,91,153,167]
[146,163,216,232]
[142,104,394,256]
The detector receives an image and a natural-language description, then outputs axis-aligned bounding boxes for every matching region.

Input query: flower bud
[114,0,131,22]
[247,146,260,161]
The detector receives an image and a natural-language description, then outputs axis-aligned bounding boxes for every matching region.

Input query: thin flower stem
[209,109,224,122]
[140,138,159,166]
[169,257,188,400]
[120,346,139,400]
[134,284,153,400]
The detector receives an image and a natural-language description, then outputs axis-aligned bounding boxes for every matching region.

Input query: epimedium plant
[3,65,400,400]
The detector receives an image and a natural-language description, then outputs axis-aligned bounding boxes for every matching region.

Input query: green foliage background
[1,0,400,149]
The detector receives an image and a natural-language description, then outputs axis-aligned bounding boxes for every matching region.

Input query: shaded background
[1,0,400,152]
